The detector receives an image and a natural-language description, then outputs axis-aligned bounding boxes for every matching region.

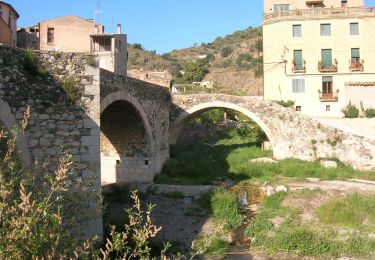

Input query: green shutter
[294,50,303,69]
[321,49,332,67]
[322,76,333,83]
[351,48,360,58]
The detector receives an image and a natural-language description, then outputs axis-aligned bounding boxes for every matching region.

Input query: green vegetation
[193,188,243,258]
[85,55,97,67]
[220,47,233,57]
[62,77,81,103]
[180,58,210,83]
[277,100,295,108]
[132,43,144,50]
[163,190,184,199]
[245,191,375,258]
[365,108,375,118]
[24,49,48,77]
[342,101,359,118]
[318,193,375,230]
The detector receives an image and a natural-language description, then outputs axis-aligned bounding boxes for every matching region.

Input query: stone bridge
[170,94,375,171]
[0,45,374,239]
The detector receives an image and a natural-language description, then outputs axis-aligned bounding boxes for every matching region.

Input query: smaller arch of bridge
[170,101,275,148]
[0,98,32,167]
[100,91,156,157]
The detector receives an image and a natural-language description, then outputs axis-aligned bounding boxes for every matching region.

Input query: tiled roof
[345,82,375,87]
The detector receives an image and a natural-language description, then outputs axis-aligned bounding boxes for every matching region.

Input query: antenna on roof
[94,0,103,33]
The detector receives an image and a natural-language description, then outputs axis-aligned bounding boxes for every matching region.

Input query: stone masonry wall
[171,94,375,171]
[0,45,102,238]
[100,70,170,183]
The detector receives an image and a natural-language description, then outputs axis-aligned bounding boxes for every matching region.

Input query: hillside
[127,26,263,96]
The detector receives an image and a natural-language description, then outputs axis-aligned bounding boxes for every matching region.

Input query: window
[341,0,348,7]
[296,106,302,112]
[351,48,360,63]
[326,105,331,111]
[47,28,54,43]
[293,25,302,37]
[320,24,331,36]
[292,78,305,93]
[350,23,359,35]
[93,37,111,52]
[273,4,290,12]
[322,76,333,99]
[293,50,303,70]
[321,49,332,68]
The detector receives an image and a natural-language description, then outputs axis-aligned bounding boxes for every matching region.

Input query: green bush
[220,47,233,57]
[132,43,144,50]
[365,108,375,118]
[211,188,244,230]
[85,55,97,67]
[182,60,209,83]
[62,77,81,103]
[342,101,359,118]
[278,100,295,108]
[24,49,48,77]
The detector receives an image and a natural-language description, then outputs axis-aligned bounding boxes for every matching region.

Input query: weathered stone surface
[320,160,338,168]
[171,94,375,171]
[250,157,277,164]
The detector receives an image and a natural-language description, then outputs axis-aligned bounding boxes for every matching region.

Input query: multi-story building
[18,15,104,52]
[0,1,19,47]
[263,0,375,117]
[18,16,127,76]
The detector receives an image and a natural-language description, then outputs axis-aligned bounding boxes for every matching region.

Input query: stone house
[18,16,128,76]
[18,15,104,52]
[0,1,19,46]
[127,69,173,88]
[263,0,375,117]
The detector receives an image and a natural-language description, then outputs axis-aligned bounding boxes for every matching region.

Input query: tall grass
[318,193,375,230]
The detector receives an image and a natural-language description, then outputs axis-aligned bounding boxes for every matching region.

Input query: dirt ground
[104,179,375,259]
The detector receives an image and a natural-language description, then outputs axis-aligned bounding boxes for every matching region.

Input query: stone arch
[0,98,32,167]
[170,101,275,148]
[100,91,156,184]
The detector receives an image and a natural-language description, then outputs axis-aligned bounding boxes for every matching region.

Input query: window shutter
[294,50,303,69]
[292,79,305,93]
[293,25,301,37]
[351,48,360,58]
[321,49,332,67]
[320,24,331,36]
[350,23,359,35]
[322,76,333,83]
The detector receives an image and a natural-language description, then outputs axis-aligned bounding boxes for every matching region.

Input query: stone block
[320,160,338,168]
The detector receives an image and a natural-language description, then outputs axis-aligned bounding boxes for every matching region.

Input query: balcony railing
[318,89,339,102]
[349,60,364,72]
[264,6,375,23]
[318,59,338,73]
[291,59,306,73]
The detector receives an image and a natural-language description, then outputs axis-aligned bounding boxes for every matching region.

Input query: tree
[182,59,209,83]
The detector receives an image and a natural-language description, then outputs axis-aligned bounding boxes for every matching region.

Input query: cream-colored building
[263,0,375,117]
[0,1,19,46]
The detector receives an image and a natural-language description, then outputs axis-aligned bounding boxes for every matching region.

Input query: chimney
[117,24,121,34]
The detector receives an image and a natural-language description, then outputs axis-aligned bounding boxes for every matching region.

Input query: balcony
[264,6,375,24]
[291,59,306,73]
[318,59,338,73]
[349,60,364,72]
[319,89,339,102]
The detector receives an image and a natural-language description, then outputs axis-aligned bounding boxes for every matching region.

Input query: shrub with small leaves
[342,101,359,118]
[62,77,81,103]
[365,108,375,118]
[278,100,295,108]
[24,49,48,77]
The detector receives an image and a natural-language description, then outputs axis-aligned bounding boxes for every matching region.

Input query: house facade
[263,0,375,117]
[18,15,104,52]
[127,69,173,88]
[18,16,128,76]
[0,1,19,46]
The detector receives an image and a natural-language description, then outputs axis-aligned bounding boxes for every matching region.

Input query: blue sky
[7,0,375,54]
